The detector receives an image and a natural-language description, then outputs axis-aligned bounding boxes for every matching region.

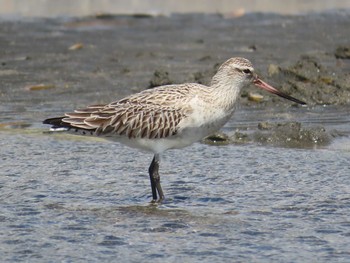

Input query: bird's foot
[150,197,164,205]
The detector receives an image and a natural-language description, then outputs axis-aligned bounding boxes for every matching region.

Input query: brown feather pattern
[62,84,197,139]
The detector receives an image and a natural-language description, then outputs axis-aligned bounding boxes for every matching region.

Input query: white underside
[106,127,213,153]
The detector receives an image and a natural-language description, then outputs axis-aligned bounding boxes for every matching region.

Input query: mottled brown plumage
[62,84,204,139]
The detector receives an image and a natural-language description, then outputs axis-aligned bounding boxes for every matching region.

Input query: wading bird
[43,57,305,203]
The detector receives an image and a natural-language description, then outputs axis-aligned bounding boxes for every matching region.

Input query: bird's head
[212,57,306,105]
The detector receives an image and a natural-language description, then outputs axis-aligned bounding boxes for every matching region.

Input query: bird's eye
[243,69,251,74]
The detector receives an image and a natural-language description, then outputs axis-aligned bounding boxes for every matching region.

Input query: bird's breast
[178,105,234,139]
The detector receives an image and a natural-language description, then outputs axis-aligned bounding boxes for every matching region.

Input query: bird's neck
[209,73,243,111]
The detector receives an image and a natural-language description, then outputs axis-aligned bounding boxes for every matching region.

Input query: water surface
[1,106,349,262]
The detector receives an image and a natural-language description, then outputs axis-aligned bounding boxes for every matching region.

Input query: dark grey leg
[148,154,164,203]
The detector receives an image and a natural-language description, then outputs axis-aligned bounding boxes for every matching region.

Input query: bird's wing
[63,84,199,139]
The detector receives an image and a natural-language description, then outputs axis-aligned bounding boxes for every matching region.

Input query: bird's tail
[43,117,71,131]
[43,117,97,136]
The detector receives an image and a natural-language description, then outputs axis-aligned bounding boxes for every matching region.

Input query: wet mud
[203,121,333,148]
[266,55,350,106]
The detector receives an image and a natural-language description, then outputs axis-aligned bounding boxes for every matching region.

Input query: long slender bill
[254,78,306,105]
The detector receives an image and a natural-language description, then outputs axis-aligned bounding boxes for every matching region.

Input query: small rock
[25,84,55,91]
[198,55,211,61]
[195,39,205,44]
[148,70,172,88]
[202,132,230,145]
[69,43,84,51]
[95,13,114,19]
[248,92,264,102]
[335,46,350,59]
[132,13,154,19]
[258,122,274,130]
[248,45,257,51]
[0,69,19,76]
[121,67,131,74]
[192,71,207,84]
[230,131,250,144]
[268,64,280,76]
[13,56,31,61]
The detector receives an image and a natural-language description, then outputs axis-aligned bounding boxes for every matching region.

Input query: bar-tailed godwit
[43,57,305,203]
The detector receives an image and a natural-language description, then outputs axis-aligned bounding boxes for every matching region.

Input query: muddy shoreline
[0,12,349,147]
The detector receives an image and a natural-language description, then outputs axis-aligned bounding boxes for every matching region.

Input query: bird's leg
[148,156,158,201]
[148,154,164,203]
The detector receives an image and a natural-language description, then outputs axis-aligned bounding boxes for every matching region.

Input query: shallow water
[1,106,350,263]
